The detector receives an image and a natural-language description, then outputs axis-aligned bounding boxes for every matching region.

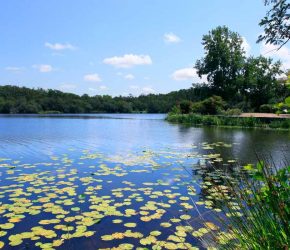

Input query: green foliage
[173,96,226,115]
[259,104,277,113]
[195,26,245,100]
[179,100,193,114]
[166,113,290,129]
[201,95,226,115]
[222,108,242,116]
[242,56,283,109]
[203,161,290,249]
[258,0,290,48]
[0,84,212,114]
[269,119,290,129]
[195,26,288,109]
[274,96,290,114]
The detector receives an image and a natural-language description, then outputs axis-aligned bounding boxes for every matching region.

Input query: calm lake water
[0,114,289,249]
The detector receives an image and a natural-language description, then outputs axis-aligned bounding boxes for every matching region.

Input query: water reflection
[0,114,289,164]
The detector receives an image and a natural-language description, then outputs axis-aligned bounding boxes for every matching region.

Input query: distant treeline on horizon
[0,79,288,114]
[0,84,212,114]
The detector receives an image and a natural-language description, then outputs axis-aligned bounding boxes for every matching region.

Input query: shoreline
[166,113,290,130]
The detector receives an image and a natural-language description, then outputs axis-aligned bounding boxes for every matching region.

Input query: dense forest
[0,76,288,114]
[0,84,214,114]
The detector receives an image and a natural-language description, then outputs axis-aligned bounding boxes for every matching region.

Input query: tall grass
[196,160,290,249]
[166,113,290,129]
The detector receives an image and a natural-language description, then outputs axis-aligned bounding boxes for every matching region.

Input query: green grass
[166,113,290,130]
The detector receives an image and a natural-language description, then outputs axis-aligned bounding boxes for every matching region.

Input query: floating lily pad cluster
[0,143,238,249]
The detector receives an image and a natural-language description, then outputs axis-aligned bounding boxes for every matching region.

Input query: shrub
[223,108,242,116]
[201,95,226,115]
[179,100,193,114]
[259,104,276,113]
[191,102,204,114]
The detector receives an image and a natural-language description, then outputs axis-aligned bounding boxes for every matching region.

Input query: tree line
[0,84,214,114]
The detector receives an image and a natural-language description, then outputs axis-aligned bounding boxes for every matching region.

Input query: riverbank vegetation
[166,113,290,129]
[166,24,290,129]
[194,160,290,249]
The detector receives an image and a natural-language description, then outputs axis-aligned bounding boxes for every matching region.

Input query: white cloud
[99,85,108,90]
[172,67,207,83]
[45,42,76,51]
[103,54,152,68]
[88,88,98,92]
[59,83,77,91]
[141,86,156,95]
[129,85,139,90]
[261,43,290,70]
[5,66,24,72]
[124,74,135,80]
[84,73,102,82]
[164,32,181,43]
[242,37,251,56]
[33,64,53,73]
[89,85,107,92]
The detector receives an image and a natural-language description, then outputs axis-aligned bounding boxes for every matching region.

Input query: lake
[0,114,289,250]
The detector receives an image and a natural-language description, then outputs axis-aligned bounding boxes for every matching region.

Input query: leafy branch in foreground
[194,160,289,249]
[258,0,290,49]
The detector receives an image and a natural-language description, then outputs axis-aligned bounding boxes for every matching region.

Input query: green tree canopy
[242,56,283,109]
[195,26,246,100]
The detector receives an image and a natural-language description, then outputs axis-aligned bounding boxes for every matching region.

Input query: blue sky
[1,0,289,96]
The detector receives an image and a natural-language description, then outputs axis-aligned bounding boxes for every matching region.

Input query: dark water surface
[0,114,289,250]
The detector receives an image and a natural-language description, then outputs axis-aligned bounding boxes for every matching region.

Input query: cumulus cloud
[261,43,290,70]
[124,74,135,80]
[242,37,251,56]
[164,32,181,43]
[172,67,207,83]
[45,42,76,51]
[84,73,102,82]
[103,54,152,68]
[33,64,53,73]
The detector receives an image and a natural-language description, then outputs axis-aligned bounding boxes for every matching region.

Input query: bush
[170,96,227,115]
[223,108,242,116]
[201,95,226,115]
[259,104,277,113]
[179,100,193,114]
[191,102,204,114]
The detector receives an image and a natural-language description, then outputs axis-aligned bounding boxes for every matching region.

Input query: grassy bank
[166,113,290,129]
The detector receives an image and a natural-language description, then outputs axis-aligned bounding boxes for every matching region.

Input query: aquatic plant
[194,160,290,249]
[166,113,290,129]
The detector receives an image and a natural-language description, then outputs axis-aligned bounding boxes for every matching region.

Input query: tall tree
[242,56,283,109]
[195,26,245,100]
[257,0,290,49]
